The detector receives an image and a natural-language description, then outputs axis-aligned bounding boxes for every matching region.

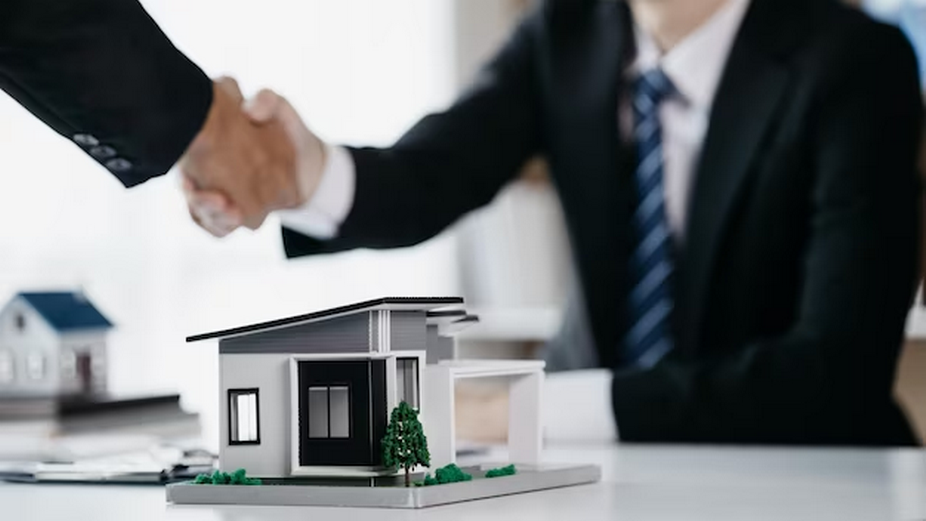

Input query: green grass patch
[193,469,262,485]
[484,464,517,478]
[416,463,473,486]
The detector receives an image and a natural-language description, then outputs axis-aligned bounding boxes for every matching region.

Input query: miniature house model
[188,297,544,478]
[0,292,113,397]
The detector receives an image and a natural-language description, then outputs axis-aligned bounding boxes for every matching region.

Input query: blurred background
[0,0,924,450]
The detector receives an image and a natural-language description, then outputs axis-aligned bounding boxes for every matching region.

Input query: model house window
[14,313,25,332]
[308,385,350,439]
[228,389,260,445]
[0,351,12,383]
[396,358,419,409]
[26,354,45,380]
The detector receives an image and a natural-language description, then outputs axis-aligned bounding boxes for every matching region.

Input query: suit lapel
[579,1,635,369]
[548,0,635,368]
[677,26,791,353]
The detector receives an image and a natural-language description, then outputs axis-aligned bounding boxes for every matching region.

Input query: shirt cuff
[543,369,619,443]
[277,144,355,239]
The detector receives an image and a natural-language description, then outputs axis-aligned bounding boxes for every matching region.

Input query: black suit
[285,0,923,446]
[0,0,212,186]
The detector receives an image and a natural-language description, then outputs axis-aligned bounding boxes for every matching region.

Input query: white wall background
[0,0,461,447]
[446,0,573,312]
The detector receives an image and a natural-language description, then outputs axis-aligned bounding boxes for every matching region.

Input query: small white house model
[0,292,113,397]
[188,297,544,478]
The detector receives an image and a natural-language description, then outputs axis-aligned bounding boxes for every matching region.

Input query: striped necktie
[623,68,677,369]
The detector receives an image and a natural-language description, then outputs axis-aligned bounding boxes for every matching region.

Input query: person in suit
[189,0,923,445]
[1,0,309,231]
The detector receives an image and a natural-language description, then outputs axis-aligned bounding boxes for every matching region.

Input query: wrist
[276,144,355,240]
[182,83,229,185]
[295,135,328,207]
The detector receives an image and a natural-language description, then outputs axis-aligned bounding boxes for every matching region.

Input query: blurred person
[190,0,923,445]
[1,0,304,230]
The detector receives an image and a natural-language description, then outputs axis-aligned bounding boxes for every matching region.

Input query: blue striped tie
[623,68,677,369]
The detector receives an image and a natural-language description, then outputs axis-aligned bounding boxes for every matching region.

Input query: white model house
[0,292,113,397]
[188,297,544,478]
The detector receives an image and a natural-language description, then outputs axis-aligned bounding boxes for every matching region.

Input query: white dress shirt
[276,143,355,240]
[625,0,751,241]
[278,0,751,442]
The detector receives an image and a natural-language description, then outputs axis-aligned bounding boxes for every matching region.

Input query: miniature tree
[382,401,430,487]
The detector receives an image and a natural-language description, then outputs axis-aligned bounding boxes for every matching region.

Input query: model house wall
[218,350,427,477]
[59,330,108,395]
[386,311,427,352]
[221,311,429,355]
[0,298,61,396]
[426,325,456,363]
[219,326,352,476]
[220,314,370,354]
[219,352,293,476]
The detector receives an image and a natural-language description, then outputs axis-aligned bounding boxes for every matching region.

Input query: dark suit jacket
[284,0,923,446]
[0,0,212,186]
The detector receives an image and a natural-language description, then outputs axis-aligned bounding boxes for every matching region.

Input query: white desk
[3,445,925,521]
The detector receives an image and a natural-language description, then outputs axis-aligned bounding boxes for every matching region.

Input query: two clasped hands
[178,77,321,237]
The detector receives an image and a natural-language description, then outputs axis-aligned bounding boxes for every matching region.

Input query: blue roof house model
[0,291,114,398]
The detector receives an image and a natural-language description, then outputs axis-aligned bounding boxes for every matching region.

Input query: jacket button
[105,158,133,173]
[73,133,99,147]
[90,145,117,159]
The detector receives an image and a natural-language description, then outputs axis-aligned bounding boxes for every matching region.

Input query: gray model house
[188,297,482,478]
[0,292,113,397]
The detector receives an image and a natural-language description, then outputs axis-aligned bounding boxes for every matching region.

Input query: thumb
[243,88,283,124]
[272,95,314,149]
[215,76,244,105]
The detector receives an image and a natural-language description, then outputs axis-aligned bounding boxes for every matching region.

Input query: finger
[188,204,232,238]
[194,202,242,237]
[193,200,244,230]
[242,211,268,231]
[243,89,283,124]
[215,76,244,105]
[188,189,233,213]
[202,205,244,229]
[186,184,245,225]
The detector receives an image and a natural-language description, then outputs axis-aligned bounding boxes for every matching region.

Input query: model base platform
[167,463,601,509]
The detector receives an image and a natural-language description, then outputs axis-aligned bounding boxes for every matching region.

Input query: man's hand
[182,84,327,237]
[179,78,304,232]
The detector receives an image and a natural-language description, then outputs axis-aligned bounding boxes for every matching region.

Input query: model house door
[298,360,386,467]
[76,353,92,393]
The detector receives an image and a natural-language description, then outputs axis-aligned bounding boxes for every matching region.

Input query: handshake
[178,77,325,237]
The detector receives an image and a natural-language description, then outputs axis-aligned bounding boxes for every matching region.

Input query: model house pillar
[508,371,543,465]
[422,365,456,469]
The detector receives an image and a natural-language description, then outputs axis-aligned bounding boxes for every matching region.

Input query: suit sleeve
[282,12,543,256]
[0,0,212,187]
[611,25,923,444]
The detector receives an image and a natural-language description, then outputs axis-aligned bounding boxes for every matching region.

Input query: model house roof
[187,297,465,342]
[440,315,480,335]
[426,310,479,328]
[426,309,467,324]
[17,292,113,332]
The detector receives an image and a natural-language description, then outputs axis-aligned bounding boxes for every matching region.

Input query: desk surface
[3,445,925,521]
